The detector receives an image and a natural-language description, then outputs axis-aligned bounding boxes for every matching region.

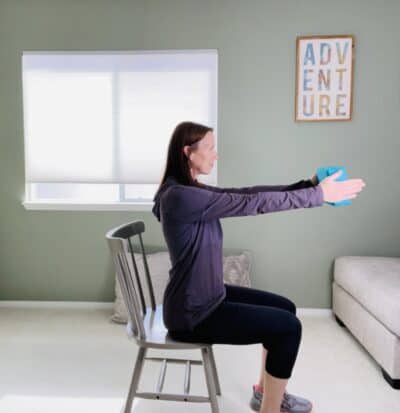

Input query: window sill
[22,200,155,211]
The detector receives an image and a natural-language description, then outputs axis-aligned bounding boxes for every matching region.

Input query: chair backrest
[105,220,157,341]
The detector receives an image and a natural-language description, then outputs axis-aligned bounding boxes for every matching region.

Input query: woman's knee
[283,313,302,341]
[263,313,302,348]
[292,315,302,338]
[282,296,297,315]
[262,315,302,377]
[280,313,302,344]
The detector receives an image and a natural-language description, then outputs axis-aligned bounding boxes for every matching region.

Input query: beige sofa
[333,256,400,389]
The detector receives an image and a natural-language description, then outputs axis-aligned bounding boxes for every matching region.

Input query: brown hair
[154,121,213,197]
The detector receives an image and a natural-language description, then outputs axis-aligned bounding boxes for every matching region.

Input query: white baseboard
[297,308,332,317]
[0,301,332,315]
[0,301,114,309]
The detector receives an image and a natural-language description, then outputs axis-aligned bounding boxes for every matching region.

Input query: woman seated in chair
[152,121,365,413]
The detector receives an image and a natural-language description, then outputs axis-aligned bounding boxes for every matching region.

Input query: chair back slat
[118,250,146,339]
[105,220,157,341]
[127,237,147,316]
[138,233,157,310]
[114,251,140,337]
[109,240,138,325]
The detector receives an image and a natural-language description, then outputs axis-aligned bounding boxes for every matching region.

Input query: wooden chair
[105,220,222,412]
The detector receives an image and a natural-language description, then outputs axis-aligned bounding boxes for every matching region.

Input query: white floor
[0,307,399,413]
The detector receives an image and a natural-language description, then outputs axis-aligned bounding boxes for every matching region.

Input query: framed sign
[295,35,355,122]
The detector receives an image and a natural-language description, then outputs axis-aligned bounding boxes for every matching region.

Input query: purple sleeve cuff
[314,185,325,206]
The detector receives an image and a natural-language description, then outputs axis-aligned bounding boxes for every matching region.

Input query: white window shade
[118,70,212,183]
[22,51,218,185]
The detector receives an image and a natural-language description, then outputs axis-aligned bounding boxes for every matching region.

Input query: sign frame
[295,34,355,122]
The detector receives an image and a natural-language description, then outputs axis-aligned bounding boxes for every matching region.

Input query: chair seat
[129,304,208,349]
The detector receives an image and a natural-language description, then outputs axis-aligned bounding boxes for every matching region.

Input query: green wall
[1,0,398,307]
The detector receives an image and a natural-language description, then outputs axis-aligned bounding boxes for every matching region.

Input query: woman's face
[184,131,218,178]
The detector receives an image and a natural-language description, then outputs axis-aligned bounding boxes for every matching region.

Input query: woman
[152,121,365,413]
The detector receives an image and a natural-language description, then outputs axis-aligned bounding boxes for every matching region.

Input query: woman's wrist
[310,175,319,186]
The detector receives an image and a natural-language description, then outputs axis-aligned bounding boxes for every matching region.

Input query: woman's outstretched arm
[162,184,324,223]
[197,179,316,194]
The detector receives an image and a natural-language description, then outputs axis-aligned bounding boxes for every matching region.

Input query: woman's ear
[183,145,190,159]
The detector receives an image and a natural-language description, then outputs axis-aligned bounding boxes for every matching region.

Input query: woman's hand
[319,170,366,203]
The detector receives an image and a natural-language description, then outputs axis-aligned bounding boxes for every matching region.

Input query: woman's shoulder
[163,182,208,199]
[160,183,216,216]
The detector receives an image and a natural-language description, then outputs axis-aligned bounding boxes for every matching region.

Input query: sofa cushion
[334,256,400,336]
[111,250,252,324]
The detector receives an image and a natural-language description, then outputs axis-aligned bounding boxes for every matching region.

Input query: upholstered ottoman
[333,256,400,389]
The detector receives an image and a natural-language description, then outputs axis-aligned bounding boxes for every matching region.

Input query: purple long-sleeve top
[152,176,324,332]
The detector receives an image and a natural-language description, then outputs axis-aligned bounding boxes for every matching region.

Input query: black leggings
[169,284,302,379]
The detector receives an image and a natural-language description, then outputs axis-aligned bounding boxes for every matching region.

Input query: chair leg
[208,346,221,395]
[123,346,147,413]
[201,347,220,413]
